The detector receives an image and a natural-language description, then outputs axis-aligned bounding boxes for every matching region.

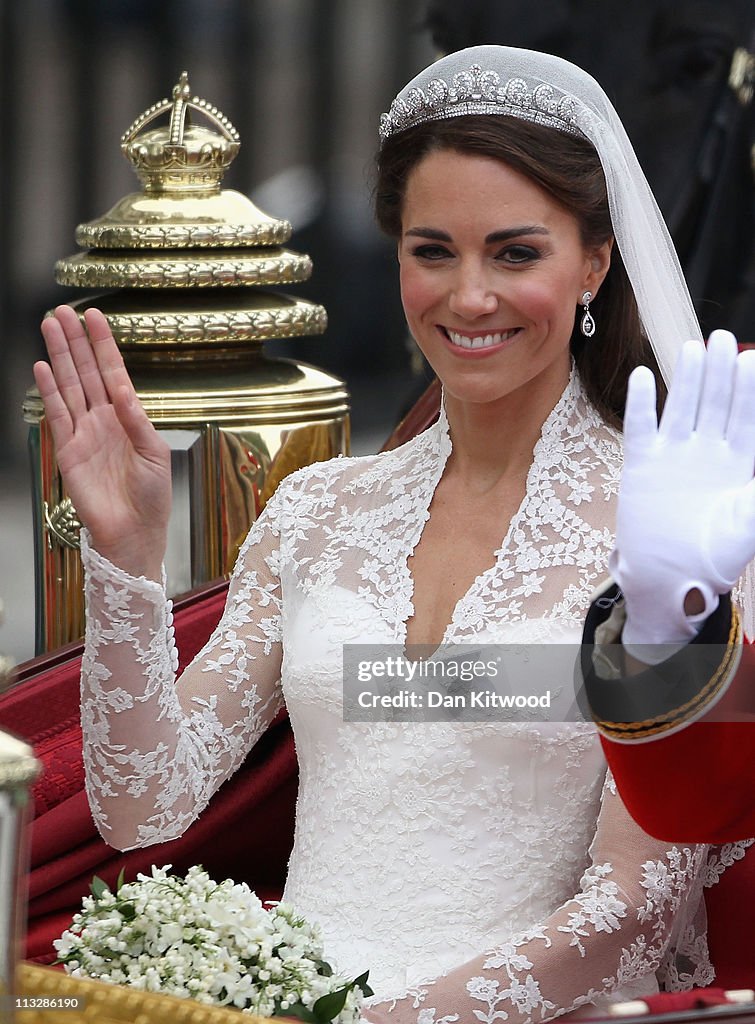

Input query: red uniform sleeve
[583,586,755,843]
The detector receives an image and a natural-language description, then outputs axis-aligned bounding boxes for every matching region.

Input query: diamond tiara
[379,65,588,140]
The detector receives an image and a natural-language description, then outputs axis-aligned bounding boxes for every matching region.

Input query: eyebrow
[404,225,550,243]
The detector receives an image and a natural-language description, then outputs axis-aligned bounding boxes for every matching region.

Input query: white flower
[518,572,545,597]
[54,865,365,1023]
[466,976,499,1001]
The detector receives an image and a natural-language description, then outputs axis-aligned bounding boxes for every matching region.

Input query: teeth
[446,329,516,349]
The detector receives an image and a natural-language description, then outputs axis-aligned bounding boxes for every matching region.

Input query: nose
[447,264,498,319]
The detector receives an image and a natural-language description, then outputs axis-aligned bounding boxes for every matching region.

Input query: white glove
[612,329,755,659]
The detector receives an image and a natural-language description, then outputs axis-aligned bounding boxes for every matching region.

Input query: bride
[34,46,714,1022]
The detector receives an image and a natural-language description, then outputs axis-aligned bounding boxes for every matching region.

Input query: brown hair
[375,115,665,426]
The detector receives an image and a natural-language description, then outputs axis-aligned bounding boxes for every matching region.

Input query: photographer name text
[356,689,552,709]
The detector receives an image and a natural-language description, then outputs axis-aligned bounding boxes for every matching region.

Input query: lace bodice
[80,371,712,1022]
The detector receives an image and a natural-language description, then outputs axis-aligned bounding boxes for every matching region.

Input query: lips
[444,327,521,350]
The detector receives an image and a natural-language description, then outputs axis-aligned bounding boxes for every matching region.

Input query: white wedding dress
[80,369,713,1023]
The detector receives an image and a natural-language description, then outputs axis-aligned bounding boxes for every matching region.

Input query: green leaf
[115,867,126,893]
[119,902,137,922]
[315,958,333,977]
[353,971,373,998]
[276,1001,318,1022]
[312,985,349,1022]
[90,875,109,901]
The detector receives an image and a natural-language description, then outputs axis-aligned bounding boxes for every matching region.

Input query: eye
[497,245,540,264]
[410,244,453,261]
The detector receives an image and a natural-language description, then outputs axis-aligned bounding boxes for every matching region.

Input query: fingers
[83,308,140,409]
[726,346,755,458]
[39,309,90,421]
[33,359,73,449]
[39,305,117,419]
[696,329,738,439]
[111,383,162,457]
[58,305,112,408]
[622,365,658,458]
[37,306,149,451]
[658,339,704,442]
[81,309,158,456]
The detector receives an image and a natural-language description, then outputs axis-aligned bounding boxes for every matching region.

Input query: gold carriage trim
[55,248,312,289]
[93,302,328,345]
[74,219,293,250]
[43,498,82,551]
[15,961,275,1024]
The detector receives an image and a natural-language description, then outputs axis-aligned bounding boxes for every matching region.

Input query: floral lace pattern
[702,840,755,888]
[80,370,711,1022]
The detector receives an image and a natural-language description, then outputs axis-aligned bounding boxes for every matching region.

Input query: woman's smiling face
[397,148,612,408]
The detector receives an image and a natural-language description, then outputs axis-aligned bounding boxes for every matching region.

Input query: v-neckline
[400,370,579,655]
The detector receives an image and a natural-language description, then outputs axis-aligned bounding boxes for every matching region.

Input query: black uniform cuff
[581,587,739,741]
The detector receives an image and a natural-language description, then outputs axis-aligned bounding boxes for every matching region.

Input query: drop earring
[580,291,596,337]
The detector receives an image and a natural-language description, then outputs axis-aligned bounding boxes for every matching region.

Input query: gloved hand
[612,330,755,659]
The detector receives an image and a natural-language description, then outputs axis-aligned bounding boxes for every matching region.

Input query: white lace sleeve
[80,487,286,852]
[361,776,709,1024]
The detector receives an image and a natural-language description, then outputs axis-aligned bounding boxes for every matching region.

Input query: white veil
[379,44,704,384]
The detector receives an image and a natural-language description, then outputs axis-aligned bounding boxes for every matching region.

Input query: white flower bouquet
[54,865,371,1022]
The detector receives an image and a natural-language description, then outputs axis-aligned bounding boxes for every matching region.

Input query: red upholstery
[0,581,297,964]
[704,845,755,987]
[381,378,440,452]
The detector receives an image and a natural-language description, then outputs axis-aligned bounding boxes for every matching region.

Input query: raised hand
[34,306,171,580]
[612,330,755,651]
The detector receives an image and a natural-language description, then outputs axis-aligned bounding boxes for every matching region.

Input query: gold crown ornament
[67,72,296,257]
[26,74,348,652]
[123,71,241,192]
[52,72,326,346]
